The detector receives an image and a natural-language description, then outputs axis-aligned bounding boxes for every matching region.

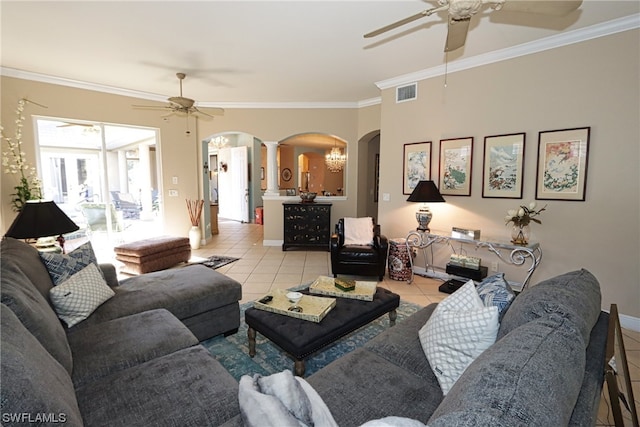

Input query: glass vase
[511,224,530,245]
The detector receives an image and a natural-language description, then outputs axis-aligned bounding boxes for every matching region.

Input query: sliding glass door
[34,118,161,260]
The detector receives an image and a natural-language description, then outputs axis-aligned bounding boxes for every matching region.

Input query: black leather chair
[330,218,389,281]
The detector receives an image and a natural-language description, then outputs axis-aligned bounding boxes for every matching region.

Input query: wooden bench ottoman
[114,236,191,275]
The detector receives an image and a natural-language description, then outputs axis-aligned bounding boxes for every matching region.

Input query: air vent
[396,83,417,103]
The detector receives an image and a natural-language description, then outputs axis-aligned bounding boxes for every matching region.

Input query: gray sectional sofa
[1,232,609,427]
[306,268,609,426]
[1,237,243,426]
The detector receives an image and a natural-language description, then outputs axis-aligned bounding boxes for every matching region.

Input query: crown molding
[376,14,640,91]
[357,97,382,108]
[2,15,637,107]
[0,67,169,102]
[0,67,362,109]
[198,101,359,109]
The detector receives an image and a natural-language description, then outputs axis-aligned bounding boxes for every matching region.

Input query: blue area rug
[201,293,421,381]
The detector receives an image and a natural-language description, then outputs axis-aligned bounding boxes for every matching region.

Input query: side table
[388,238,412,281]
[405,230,542,291]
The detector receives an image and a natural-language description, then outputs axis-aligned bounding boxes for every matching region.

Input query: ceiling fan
[133,73,224,119]
[364,0,582,52]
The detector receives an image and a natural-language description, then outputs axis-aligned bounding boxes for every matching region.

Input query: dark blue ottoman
[245,287,400,376]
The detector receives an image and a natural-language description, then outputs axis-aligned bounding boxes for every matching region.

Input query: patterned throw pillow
[477,273,516,321]
[419,280,499,395]
[49,263,114,327]
[39,241,101,285]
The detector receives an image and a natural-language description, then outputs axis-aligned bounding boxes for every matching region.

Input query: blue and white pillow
[39,241,101,285]
[419,280,499,395]
[477,273,516,321]
[49,263,114,327]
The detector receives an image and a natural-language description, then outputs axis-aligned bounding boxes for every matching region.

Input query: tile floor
[136,219,639,425]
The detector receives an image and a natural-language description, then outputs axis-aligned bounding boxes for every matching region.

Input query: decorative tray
[309,276,377,301]
[253,289,336,323]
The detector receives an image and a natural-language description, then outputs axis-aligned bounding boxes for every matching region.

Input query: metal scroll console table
[405,230,543,290]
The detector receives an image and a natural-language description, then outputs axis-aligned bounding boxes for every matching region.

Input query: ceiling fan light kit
[365,0,583,52]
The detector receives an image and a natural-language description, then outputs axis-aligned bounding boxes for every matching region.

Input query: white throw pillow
[419,280,499,395]
[343,217,374,245]
[49,263,115,327]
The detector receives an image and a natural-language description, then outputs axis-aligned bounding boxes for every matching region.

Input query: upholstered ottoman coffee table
[114,236,191,275]
[245,287,400,376]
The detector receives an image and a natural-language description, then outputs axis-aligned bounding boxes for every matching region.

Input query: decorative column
[263,141,279,196]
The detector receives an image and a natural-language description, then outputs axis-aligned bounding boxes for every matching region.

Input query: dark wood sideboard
[282,202,332,251]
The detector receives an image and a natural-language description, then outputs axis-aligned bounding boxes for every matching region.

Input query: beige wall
[377,29,640,319]
[1,77,202,237]
[0,78,364,244]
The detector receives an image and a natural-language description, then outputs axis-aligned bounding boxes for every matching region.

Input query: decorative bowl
[286,291,303,305]
[299,192,317,203]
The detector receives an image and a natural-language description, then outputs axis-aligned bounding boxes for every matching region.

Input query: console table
[282,202,332,251]
[405,230,542,290]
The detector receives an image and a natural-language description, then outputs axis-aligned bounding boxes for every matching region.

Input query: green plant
[505,201,547,227]
[1,99,42,211]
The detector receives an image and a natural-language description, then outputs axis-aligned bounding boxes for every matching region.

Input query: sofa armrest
[99,263,119,287]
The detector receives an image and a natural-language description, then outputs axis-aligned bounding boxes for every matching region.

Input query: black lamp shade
[5,200,79,239]
[406,180,446,203]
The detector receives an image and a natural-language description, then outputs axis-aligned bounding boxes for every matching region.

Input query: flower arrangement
[186,198,204,227]
[504,201,547,227]
[1,99,43,211]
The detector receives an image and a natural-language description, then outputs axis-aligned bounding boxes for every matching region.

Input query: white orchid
[1,98,42,211]
[505,201,547,227]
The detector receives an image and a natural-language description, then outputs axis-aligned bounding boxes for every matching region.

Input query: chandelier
[209,135,228,149]
[325,141,346,173]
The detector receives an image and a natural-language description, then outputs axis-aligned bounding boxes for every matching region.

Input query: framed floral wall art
[482,132,525,199]
[403,142,431,195]
[536,127,590,201]
[439,137,473,196]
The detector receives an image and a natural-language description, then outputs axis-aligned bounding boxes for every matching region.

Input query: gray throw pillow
[498,269,601,343]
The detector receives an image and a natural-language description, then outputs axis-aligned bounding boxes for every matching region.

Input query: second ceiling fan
[133,72,224,119]
[365,0,583,52]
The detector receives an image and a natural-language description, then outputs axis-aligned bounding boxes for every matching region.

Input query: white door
[218,146,249,222]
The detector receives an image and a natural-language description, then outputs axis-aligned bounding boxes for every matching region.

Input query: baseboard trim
[262,239,282,247]
[616,312,640,333]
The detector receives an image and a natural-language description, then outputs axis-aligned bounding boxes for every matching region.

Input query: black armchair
[330,218,389,281]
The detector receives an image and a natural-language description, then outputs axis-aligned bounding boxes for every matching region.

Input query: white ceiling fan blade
[364,7,445,38]
[444,18,471,52]
[192,107,214,119]
[497,0,582,16]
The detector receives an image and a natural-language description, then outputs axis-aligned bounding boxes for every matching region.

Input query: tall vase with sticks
[186,199,204,250]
